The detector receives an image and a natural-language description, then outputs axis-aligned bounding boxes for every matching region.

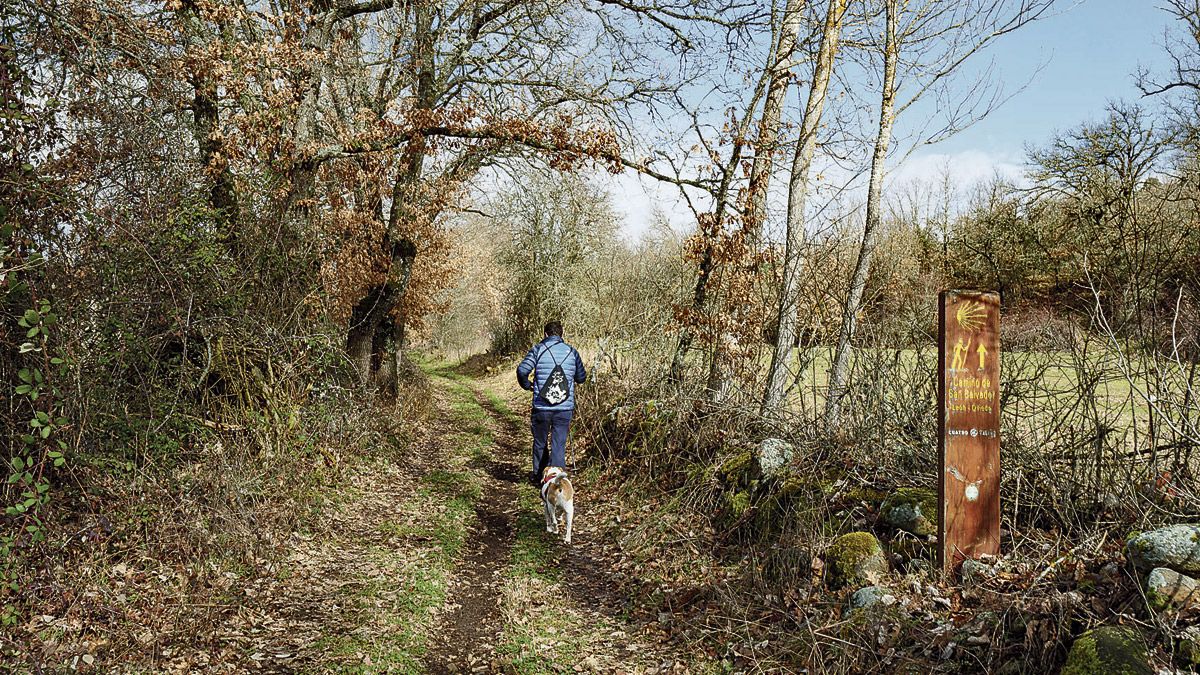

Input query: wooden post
[938,290,1001,573]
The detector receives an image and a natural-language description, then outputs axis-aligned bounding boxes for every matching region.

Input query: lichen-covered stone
[1125,524,1200,573]
[961,558,995,585]
[1061,626,1152,675]
[880,487,938,536]
[845,585,895,615]
[755,438,794,478]
[1179,626,1200,667]
[1147,567,1200,610]
[826,532,888,588]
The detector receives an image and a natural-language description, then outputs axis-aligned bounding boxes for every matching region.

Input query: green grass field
[775,345,1186,449]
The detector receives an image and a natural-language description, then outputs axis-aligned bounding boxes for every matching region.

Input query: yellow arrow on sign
[976,343,988,369]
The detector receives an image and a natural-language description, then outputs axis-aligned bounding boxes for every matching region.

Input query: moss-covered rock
[1125,523,1200,574]
[778,475,817,498]
[1179,626,1200,667]
[1061,626,1152,675]
[724,489,752,516]
[879,487,938,537]
[845,485,887,506]
[825,532,888,588]
[719,449,757,484]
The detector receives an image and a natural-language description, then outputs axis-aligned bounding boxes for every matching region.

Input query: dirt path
[472,392,654,636]
[422,385,523,673]
[207,368,502,673]
[457,374,701,674]
[221,362,703,674]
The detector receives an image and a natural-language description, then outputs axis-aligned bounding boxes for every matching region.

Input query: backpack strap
[535,340,569,372]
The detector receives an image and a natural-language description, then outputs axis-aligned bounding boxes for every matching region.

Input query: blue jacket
[517,336,587,411]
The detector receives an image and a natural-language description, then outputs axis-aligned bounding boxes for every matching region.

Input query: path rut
[423,386,524,673]
[422,369,699,674]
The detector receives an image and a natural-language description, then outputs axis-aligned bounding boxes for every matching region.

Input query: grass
[312,362,494,673]
[508,489,560,581]
[781,345,1168,443]
[315,503,473,673]
[496,490,585,674]
[484,388,518,421]
[426,359,503,465]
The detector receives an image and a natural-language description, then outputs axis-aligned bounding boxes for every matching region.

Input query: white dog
[540,466,574,544]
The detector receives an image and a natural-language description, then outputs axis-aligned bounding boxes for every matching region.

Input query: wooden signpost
[938,290,1001,572]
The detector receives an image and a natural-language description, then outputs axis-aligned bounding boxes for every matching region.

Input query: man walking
[517,320,587,484]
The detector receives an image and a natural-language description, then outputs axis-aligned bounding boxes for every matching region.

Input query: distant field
[571,338,1185,454]
[778,346,1172,445]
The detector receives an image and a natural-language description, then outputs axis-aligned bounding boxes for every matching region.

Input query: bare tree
[823,0,898,425]
[289,1,756,392]
[744,0,809,245]
[697,0,810,400]
[666,0,806,390]
[761,0,849,416]
[823,0,1054,425]
[1137,0,1200,98]
[1138,2,1200,179]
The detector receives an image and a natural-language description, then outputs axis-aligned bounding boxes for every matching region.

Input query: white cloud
[890,149,1027,191]
[596,170,696,242]
[595,148,1030,242]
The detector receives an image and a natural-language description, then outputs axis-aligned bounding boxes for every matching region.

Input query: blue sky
[892,0,1177,182]
[610,0,1182,238]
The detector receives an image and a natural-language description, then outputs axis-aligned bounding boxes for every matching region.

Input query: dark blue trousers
[531,408,573,478]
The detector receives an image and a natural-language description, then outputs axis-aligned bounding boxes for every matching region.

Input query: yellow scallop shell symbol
[956,301,986,332]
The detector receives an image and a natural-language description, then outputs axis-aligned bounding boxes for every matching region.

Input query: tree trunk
[357,144,424,388]
[347,3,434,390]
[276,9,337,224]
[744,0,806,245]
[179,1,239,242]
[760,0,847,416]
[704,0,807,400]
[344,236,418,387]
[668,227,715,383]
[668,136,761,385]
[825,0,899,426]
[191,78,239,234]
[346,285,389,383]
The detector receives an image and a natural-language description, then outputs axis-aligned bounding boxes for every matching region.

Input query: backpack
[537,344,572,406]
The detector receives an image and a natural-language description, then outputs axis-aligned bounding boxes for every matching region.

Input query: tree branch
[312,124,718,193]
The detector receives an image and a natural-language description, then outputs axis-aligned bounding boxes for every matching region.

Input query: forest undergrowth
[0,361,436,671]
[558,353,1200,673]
